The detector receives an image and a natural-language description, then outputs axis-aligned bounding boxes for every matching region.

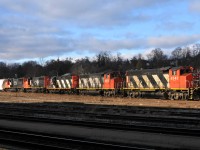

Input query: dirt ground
[0,92,200,109]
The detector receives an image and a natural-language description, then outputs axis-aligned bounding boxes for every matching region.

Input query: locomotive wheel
[107,91,111,97]
[179,93,184,100]
[127,91,131,98]
[163,92,169,99]
[134,92,139,98]
[174,92,179,100]
[169,92,174,100]
[183,93,188,100]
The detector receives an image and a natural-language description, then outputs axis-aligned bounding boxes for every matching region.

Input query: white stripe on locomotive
[142,75,154,88]
[152,75,164,88]
[57,80,61,88]
[66,79,71,88]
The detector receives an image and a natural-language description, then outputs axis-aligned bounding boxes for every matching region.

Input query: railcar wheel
[183,93,189,100]
[163,92,169,100]
[179,93,184,100]
[129,92,132,98]
[169,92,175,100]
[134,92,139,98]
[174,92,179,100]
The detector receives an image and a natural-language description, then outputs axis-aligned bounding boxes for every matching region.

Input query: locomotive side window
[172,70,177,75]
[180,69,184,75]
[180,69,191,75]
[110,73,114,78]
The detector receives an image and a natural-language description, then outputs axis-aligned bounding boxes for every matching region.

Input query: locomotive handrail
[186,80,191,88]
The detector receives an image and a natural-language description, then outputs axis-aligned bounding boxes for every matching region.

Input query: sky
[0,0,200,63]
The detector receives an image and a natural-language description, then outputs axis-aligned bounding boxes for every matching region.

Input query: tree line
[0,44,200,78]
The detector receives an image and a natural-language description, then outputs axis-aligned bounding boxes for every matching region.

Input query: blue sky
[0,0,200,63]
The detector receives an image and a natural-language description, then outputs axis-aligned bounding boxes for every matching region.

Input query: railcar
[168,66,200,100]
[78,71,123,96]
[25,76,50,92]
[4,78,26,92]
[1,66,200,100]
[78,72,104,95]
[47,73,79,94]
[0,79,8,91]
[124,66,200,100]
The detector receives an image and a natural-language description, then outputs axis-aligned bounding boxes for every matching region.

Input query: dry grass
[0,92,200,109]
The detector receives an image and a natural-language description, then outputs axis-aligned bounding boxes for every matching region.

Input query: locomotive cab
[169,66,196,89]
[103,72,123,89]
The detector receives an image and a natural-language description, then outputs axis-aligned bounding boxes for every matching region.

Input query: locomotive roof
[79,71,122,78]
[126,67,171,75]
[171,66,192,71]
[61,73,71,77]
[79,72,104,78]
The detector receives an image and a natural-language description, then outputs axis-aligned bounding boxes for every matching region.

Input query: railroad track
[0,113,200,137]
[1,98,200,149]
[0,116,200,149]
[0,106,200,128]
[0,106,200,150]
[0,128,151,150]
[1,103,200,118]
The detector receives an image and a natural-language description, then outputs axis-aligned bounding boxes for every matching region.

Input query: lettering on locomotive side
[170,76,179,81]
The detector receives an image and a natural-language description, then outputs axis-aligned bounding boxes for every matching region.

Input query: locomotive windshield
[180,67,195,75]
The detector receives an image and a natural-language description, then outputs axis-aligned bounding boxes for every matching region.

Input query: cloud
[189,0,200,13]
[0,0,199,62]
[0,0,169,27]
[71,37,145,52]
[156,21,194,31]
[0,32,199,61]
[147,35,200,48]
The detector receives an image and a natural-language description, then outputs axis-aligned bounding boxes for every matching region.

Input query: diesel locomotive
[1,66,200,100]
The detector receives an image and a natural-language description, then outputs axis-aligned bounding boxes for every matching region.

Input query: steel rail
[0,113,200,137]
[0,129,151,150]
[0,107,199,126]
[1,103,200,118]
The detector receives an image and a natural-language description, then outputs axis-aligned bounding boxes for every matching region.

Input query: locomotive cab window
[110,73,114,78]
[180,69,191,75]
[180,69,184,75]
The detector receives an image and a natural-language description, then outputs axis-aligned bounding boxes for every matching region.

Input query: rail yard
[0,92,200,149]
[1,0,200,149]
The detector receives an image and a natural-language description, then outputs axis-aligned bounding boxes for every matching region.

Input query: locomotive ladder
[188,88,194,100]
